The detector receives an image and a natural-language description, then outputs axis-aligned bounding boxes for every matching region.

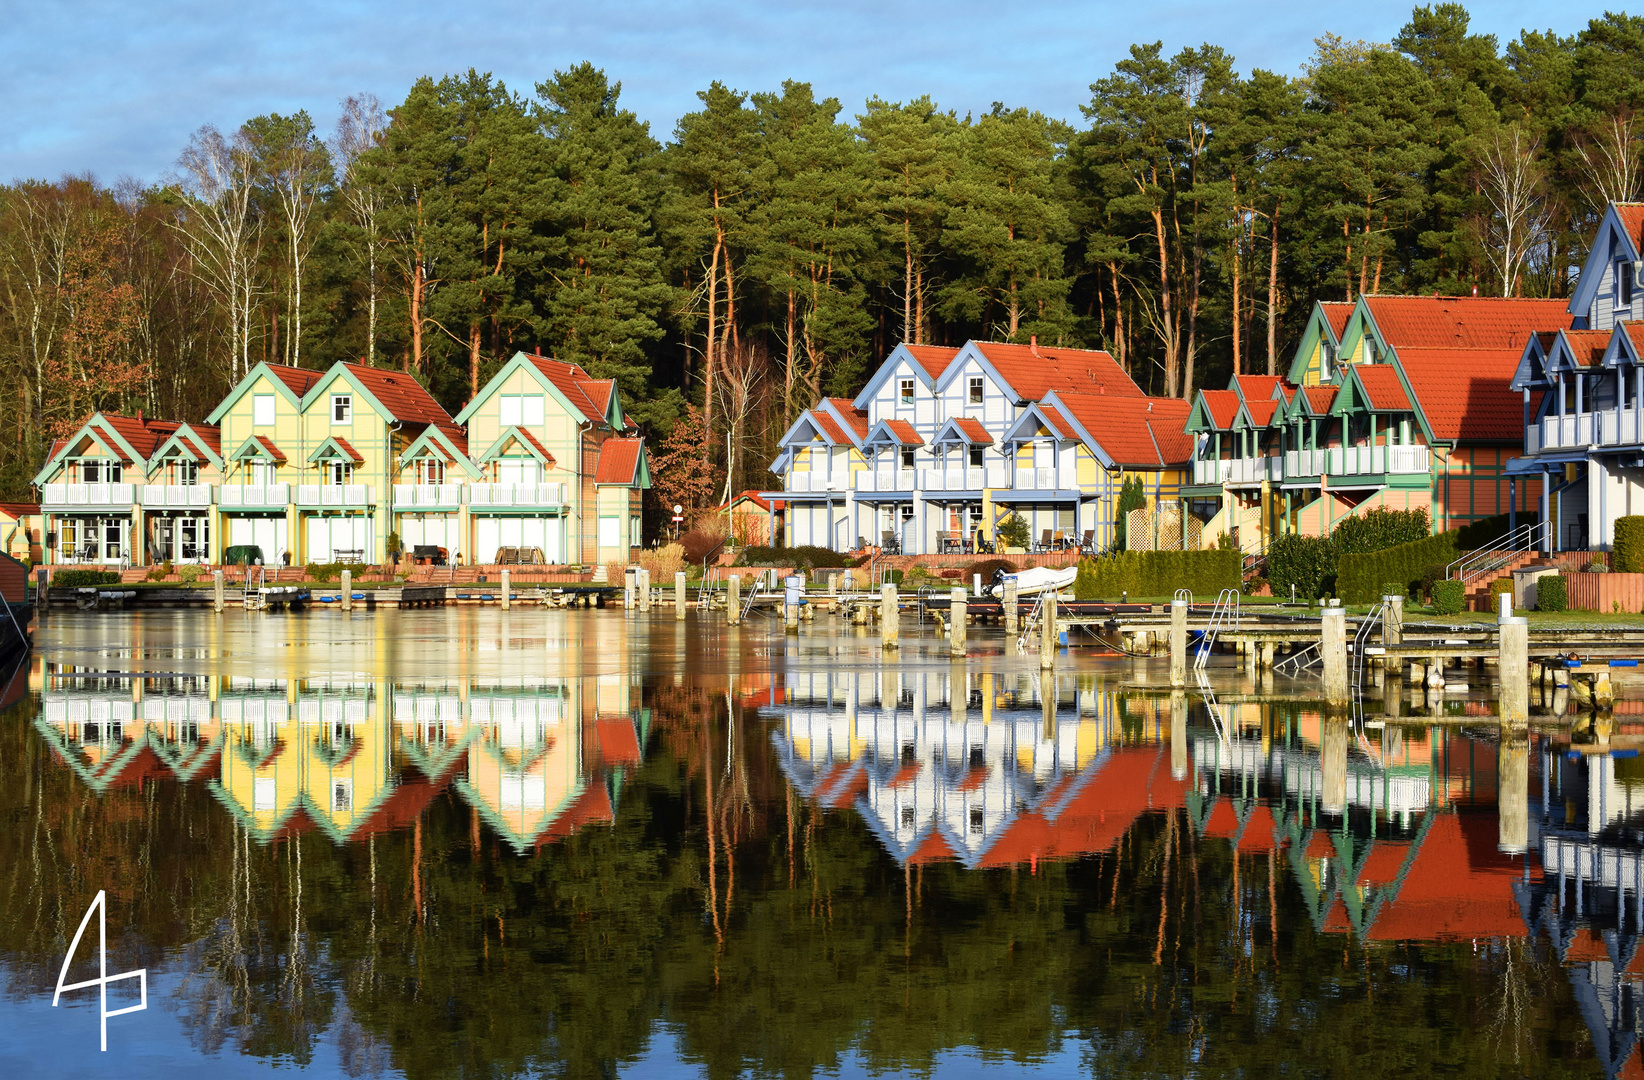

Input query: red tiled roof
[1036,405,1077,440]
[187,424,221,457]
[1364,295,1571,352]
[953,418,993,444]
[593,438,644,485]
[972,341,1144,400]
[1321,301,1353,340]
[98,414,180,461]
[0,502,39,518]
[1233,375,1284,402]
[1625,323,1644,356]
[724,489,781,512]
[266,364,326,396]
[1362,814,1531,942]
[1053,394,1193,468]
[509,428,556,465]
[1395,347,1526,442]
[523,354,615,426]
[810,410,850,445]
[1243,399,1280,427]
[1560,328,1613,367]
[252,435,287,463]
[883,419,924,446]
[342,363,464,441]
[826,398,871,441]
[904,344,961,381]
[326,437,365,465]
[1199,390,1240,429]
[1299,386,1337,413]
[1616,204,1644,251]
[580,379,615,419]
[1353,365,1413,411]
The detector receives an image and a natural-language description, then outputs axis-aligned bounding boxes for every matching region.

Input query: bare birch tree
[173,124,261,379]
[1572,109,1642,210]
[249,111,330,366]
[1475,124,1551,296]
[332,95,388,364]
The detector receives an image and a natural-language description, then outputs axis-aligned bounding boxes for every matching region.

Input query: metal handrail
[1350,602,1387,711]
[1195,588,1242,668]
[1447,521,1546,585]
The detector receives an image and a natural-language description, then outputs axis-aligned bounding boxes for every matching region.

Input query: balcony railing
[1012,467,1060,490]
[786,471,847,493]
[393,483,463,508]
[140,484,213,508]
[41,482,136,508]
[1192,457,1282,485]
[220,484,290,508]
[467,482,565,507]
[1284,445,1430,478]
[1534,409,1644,453]
[919,465,1010,491]
[296,484,373,506]
[853,470,918,493]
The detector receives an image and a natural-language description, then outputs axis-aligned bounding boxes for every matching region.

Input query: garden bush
[996,513,1031,551]
[1431,579,1465,614]
[1071,549,1239,600]
[639,543,686,580]
[1336,531,1464,604]
[1330,507,1431,556]
[1615,517,1644,572]
[1265,534,1337,601]
[146,560,175,582]
[737,545,862,572]
[177,565,204,584]
[51,569,121,588]
[679,528,726,565]
[1381,581,1407,599]
[1488,577,1515,597]
[1538,574,1568,612]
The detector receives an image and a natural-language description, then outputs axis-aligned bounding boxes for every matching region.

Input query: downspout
[387,419,401,565]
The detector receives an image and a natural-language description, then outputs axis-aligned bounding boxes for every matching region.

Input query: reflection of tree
[0,688,1614,1078]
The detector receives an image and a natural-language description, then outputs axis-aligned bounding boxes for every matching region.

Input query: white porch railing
[296,484,373,506]
[1193,459,1231,484]
[220,484,290,508]
[786,471,846,493]
[853,470,917,493]
[393,483,463,508]
[42,482,136,508]
[1283,446,1429,478]
[1537,409,1644,451]
[919,465,1010,491]
[140,484,213,508]
[467,482,565,507]
[1012,467,1059,490]
[1228,457,1282,484]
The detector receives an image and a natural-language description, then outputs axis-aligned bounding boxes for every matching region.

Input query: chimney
[1098,382,1105,395]
[1471,284,1479,296]
[1029,335,1040,357]
[136,409,143,425]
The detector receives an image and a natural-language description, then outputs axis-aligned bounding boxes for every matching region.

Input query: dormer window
[327,462,353,486]
[968,376,984,405]
[332,394,352,424]
[500,394,545,427]
[81,461,120,484]
[899,378,914,405]
[900,447,915,470]
[253,394,275,426]
[1620,260,1635,307]
[178,461,198,486]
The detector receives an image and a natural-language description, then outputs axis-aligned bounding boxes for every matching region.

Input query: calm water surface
[0,608,1628,1077]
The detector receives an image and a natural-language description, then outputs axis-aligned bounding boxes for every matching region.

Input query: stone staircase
[1463,549,1592,611]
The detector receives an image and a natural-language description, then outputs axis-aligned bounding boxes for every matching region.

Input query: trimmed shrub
[1265,534,1336,602]
[1114,478,1145,549]
[177,565,203,584]
[1381,581,1407,599]
[1538,574,1568,612]
[51,569,121,589]
[1336,531,1464,604]
[1488,577,1515,597]
[1431,579,1465,615]
[1419,563,1449,603]
[146,560,175,582]
[738,545,862,572]
[1616,518,1644,572]
[1330,507,1431,556]
[1072,549,1239,600]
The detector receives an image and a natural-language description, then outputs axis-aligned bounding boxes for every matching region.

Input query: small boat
[988,566,1079,599]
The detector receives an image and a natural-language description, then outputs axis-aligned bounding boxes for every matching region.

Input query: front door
[101,519,125,564]
[154,518,174,564]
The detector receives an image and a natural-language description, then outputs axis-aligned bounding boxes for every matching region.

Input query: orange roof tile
[1053,394,1193,468]
[883,419,924,446]
[1364,295,1571,352]
[593,438,644,485]
[266,364,326,396]
[0,502,39,518]
[1625,323,1644,356]
[953,418,993,444]
[826,398,871,441]
[509,428,556,466]
[1617,204,1644,250]
[1234,375,1285,401]
[972,341,1144,400]
[253,435,287,463]
[1200,390,1240,429]
[524,354,608,424]
[1395,347,1526,442]
[904,344,961,380]
[1560,328,1613,367]
[810,410,850,444]
[327,436,364,465]
[342,363,464,441]
[1353,365,1413,411]
[98,414,180,461]
[1244,399,1280,426]
[1321,301,1353,340]
[1036,405,1077,440]
[1300,387,1337,413]
[187,424,221,457]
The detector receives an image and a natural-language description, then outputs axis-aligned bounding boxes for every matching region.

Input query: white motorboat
[988,565,1078,599]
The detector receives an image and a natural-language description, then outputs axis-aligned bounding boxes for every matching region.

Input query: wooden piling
[950,587,967,657]
[1321,606,1348,707]
[675,572,687,621]
[1039,590,1058,670]
[727,575,741,626]
[1003,580,1019,637]
[1169,599,1187,688]
[1498,616,1529,725]
[881,584,899,650]
[213,570,224,613]
[341,569,353,612]
[1383,595,1404,674]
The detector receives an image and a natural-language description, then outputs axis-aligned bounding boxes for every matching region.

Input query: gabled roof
[864,419,924,446]
[267,364,326,396]
[149,423,224,470]
[205,361,324,424]
[453,351,623,430]
[307,436,364,465]
[1569,203,1644,319]
[99,414,179,459]
[593,438,648,486]
[1288,386,1338,418]
[1354,294,1571,354]
[1347,365,1414,412]
[313,363,464,442]
[821,398,871,444]
[904,345,960,381]
[810,410,852,445]
[230,435,287,463]
[963,341,1143,401]
[1231,375,1286,403]
[398,425,482,479]
[1321,301,1353,341]
[1188,389,1240,431]
[1236,398,1280,428]
[32,412,187,485]
[1043,392,1194,469]
[475,425,558,466]
[931,417,994,445]
[1002,403,1077,443]
[851,343,962,407]
[1360,814,1529,942]
[1394,347,1527,442]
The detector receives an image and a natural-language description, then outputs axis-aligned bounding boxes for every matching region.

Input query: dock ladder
[741,569,772,622]
[1350,601,1388,715]
[244,565,266,611]
[1194,589,1242,668]
[1016,590,1051,651]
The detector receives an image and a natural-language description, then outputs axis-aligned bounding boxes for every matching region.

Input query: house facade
[1510,203,1644,552]
[767,340,1188,554]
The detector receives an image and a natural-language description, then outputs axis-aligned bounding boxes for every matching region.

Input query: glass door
[101,518,124,563]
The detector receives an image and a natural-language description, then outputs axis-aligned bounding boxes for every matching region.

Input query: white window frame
[968,376,983,405]
[418,458,445,485]
[178,460,199,486]
[332,394,352,425]
[899,378,914,405]
[327,461,353,486]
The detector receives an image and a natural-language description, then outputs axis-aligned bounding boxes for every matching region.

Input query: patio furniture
[881,529,900,556]
[1078,529,1095,554]
[1038,529,1054,553]
[411,545,447,566]
[334,549,364,565]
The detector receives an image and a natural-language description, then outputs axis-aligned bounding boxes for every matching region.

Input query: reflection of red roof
[883,419,924,446]
[594,438,644,485]
[1353,365,1413,411]
[1364,295,1570,352]
[975,747,1190,868]
[1321,302,1353,341]
[1364,814,1533,942]
[589,717,641,768]
[1565,926,1609,964]
[972,341,1144,400]
[1199,390,1240,429]
[887,764,920,789]
[1305,831,1336,859]
[1053,394,1194,468]
[1235,805,1279,853]
[1323,898,1351,933]
[908,828,959,865]
[1357,843,1408,887]
[534,783,615,849]
[953,418,993,444]
[904,345,961,381]
[353,764,457,839]
[1203,799,1240,839]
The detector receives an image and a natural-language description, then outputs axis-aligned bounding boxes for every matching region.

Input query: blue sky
[0,1,1606,184]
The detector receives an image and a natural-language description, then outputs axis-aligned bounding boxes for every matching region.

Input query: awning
[1504,453,1585,475]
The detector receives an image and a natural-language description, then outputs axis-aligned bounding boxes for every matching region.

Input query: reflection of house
[768,668,1185,867]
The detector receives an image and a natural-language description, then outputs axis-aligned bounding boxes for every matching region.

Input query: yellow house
[207,363,326,563]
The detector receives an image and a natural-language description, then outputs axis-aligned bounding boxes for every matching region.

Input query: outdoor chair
[1038,529,1054,553]
[881,529,900,556]
[936,530,953,554]
[1079,529,1096,554]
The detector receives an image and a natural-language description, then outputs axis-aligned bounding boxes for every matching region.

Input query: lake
[0,607,1621,1078]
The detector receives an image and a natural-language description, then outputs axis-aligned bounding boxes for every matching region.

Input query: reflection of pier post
[1040,670,1055,740]
[951,662,967,726]
[1171,690,1187,779]
[1321,715,1348,816]
[1498,723,1528,854]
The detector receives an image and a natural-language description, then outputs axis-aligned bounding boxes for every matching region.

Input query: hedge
[1265,534,1337,601]
[1072,549,1240,600]
[1616,516,1644,573]
[1431,579,1465,615]
[1538,574,1567,612]
[739,546,863,571]
[50,569,122,588]
[1336,531,1463,604]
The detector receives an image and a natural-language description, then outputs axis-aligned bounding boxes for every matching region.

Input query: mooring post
[881,583,899,650]
[341,569,353,612]
[1321,605,1348,707]
[499,568,510,611]
[639,568,651,611]
[1039,590,1058,670]
[1169,599,1187,688]
[1499,616,1529,725]
[950,587,968,657]
[213,570,224,613]
[1003,579,1019,636]
[1171,690,1188,779]
[1040,669,1056,739]
[727,574,741,626]
[1322,715,1348,816]
[1383,594,1404,675]
[785,575,800,631]
[1245,636,1258,680]
[675,572,687,621]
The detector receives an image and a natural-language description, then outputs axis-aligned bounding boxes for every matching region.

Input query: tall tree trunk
[1109,263,1126,372]
[1267,201,1281,376]
[1230,232,1242,377]
[469,322,481,399]
[1343,218,1354,302]
[409,260,423,375]
[1153,205,1177,397]
[785,289,797,423]
[902,214,914,344]
[703,214,722,439]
